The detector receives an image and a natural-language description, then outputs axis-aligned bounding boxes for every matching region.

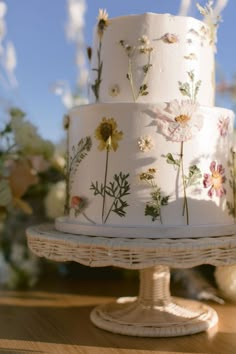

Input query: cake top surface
[104,12,209,26]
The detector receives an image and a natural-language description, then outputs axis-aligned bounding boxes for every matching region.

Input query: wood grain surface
[0,274,235,354]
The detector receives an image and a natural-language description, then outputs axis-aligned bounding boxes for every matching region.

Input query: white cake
[56,10,236,238]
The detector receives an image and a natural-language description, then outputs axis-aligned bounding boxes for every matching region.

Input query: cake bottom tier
[59,102,236,236]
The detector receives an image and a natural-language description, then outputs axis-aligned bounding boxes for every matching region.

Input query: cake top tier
[89,11,217,106]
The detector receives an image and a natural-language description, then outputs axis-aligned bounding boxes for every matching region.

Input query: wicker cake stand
[26,224,236,337]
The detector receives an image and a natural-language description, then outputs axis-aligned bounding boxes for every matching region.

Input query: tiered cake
[56,10,236,238]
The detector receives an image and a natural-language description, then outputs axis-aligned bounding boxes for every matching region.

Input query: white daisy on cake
[154,99,204,142]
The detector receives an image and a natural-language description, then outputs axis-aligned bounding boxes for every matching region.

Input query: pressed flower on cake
[155,98,203,225]
[217,116,230,137]
[119,35,153,101]
[138,168,169,223]
[154,99,204,142]
[91,9,110,102]
[161,33,179,44]
[138,136,154,152]
[91,117,129,224]
[71,196,95,224]
[95,117,123,151]
[203,161,226,197]
[109,84,120,97]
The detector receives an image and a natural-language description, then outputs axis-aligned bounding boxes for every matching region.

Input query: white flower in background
[53,139,66,169]
[215,265,236,302]
[154,99,204,142]
[138,136,154,152]
[45,181,66,219]
[11,114,54,158]
[196,0,228,49]
[10,244,25,265]
[0,251,13,285]
[10,244,40,287]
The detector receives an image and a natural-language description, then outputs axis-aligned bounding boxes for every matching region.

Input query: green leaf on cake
[139,84,149,96]
[185,165,202,188]
[187,70,195,82]
[194,80,202,101]
[91,171,130,223]
[138,168,169,223]
[227,201,235,217]
[65,136,92,215]
[178,81,191,98]
[178,70,202,101]
[164,153,181,168]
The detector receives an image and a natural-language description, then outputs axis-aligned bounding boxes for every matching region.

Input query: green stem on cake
[103,193,120,224]
[102,148,109,223]
[151,180,163,225]
[92,39,103,102]
[127,51,152,102]
[138,50,152,98]
[82,212,96,224]
[128,57,137,102]
[180,142,189,225]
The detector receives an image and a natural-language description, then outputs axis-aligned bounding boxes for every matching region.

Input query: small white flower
[44,181,66,219]
[138,35,150,46]
[109,84,120,97]
[138,45,153,54]
[138,136,154,152]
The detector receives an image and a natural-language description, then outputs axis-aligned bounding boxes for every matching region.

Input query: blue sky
[5,0,236,142]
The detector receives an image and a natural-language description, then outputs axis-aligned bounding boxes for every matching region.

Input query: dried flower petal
[161,33,179,44]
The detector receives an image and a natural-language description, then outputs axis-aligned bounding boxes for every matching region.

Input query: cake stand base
[91,266,218,337]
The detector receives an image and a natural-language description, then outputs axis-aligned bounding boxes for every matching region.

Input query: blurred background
[0,0,236,302]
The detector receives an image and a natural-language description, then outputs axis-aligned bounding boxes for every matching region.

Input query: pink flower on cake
[154,99,204,142]
[71,196,87,211]
[217,116,230,137]
[203,161,226,198]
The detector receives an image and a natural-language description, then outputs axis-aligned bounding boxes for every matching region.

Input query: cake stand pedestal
[26,224,236,337]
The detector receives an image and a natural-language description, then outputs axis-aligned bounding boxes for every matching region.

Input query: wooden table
[0,274,235,354]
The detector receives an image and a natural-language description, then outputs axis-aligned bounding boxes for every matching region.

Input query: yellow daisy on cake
[95,117,123,151]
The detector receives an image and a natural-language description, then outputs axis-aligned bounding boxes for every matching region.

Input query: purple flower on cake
[217,116,230,137]
[203,161,226,198]
[154,99,204,142]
